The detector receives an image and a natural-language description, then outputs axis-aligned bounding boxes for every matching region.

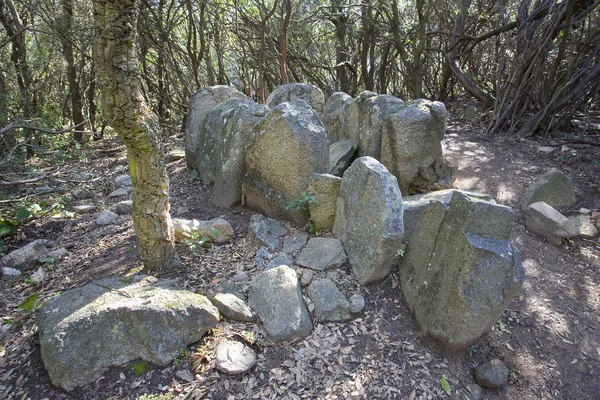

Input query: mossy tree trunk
[93,0,178,272]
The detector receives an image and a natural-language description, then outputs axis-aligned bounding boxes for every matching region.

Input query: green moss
[129,360,150,376]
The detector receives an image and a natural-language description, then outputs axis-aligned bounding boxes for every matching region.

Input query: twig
[0,175,47,187]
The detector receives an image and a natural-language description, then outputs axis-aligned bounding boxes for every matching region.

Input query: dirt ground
[1,110,599,400]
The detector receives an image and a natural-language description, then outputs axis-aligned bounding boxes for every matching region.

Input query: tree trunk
[93,0,178,272]
[279,0,291,84]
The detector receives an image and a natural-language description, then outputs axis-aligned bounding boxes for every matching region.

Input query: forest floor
[1,108,599,400]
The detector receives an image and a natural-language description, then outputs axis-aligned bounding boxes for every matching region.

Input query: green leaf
[440,377,451,395]
[38,257,54,264]
[15,207,31,222]
[18,293,40,312]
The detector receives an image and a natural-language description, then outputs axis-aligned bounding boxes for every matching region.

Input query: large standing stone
[308,173,342,231]
[199,99,268,204]
[296,237,347,271]
[248,266,312,344]
[306,278,352,322]
[266,84,325,115]
[381,99,453,194]
[185,86,247,172]
[329,139,358,177]
[243,101,329,224]
[400,190,524,351]
[524,202,576,245]
[347,92,404,159]
[322,92,354,143]
[333,157,404,285]
[520,168,576,210]
[1,239,52,271]
[38,277,219,391]
[247,214,288,251]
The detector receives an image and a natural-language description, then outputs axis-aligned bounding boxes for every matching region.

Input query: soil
[1,109,599,400]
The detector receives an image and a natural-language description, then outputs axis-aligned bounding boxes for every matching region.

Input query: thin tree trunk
[279,0,291,84]
[93,0,178,272]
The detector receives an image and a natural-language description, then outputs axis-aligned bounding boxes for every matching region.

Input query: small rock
[537,146,555,153]
[465,383,485,400]
[108,186,132,198]
[115,200,133,215]
[475,359,509,388]
[70,172,90,181]
[216,282,244,299]
[30,267,47,284]
[296,237,347,271]
[300,270,315,287]
[211,293,255,322]
[349,294,366,314]
[1,267,22,279]
[172,218,234,244]
[255,247,273,268]
[47,248,68,260]
[96,210,119,226]
[525,202,576,245]
[232,271,249,283]
[266,253,294,270]
[72,205,96,215]
[1,239,52,271]
[306,278,352,322]
[73,189,94,200]
[578,208,591,214]
[174,369,194,382]
[568,215,598,238]
[282,233,309,254]
[114,174,132,188]
[247,214,288,251]
[215,341,257,375]
[520,168,576,210]
[207,218,235,243]
[166,149,185,162]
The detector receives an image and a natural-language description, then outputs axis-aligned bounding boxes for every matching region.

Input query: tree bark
[279,0,291,84]
[93,0,178,272]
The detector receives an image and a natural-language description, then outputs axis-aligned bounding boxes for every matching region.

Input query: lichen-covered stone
[520,168,576,210]
[266,83,325,115]
[173,218,234,244]
[211,293,255,322]
[568,215,598,238]
[333,157,404,285]
[38,277,219,391]
[323,92,354,143]
[243,101,329,224]
[306,278,352,322]
[308,173,342,231]
[475,359,510,388]
[247,214,288,251]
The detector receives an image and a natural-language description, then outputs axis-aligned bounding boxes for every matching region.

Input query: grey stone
[333,157,404,285]
[73,189,94,200]
[255,246,273,268]
[72,205,96,215]
[266,252,294,270]
[175,369,194,382]
[248,266,312,344]
[300,270,315,287]
[38,277,219,391]
[216,282,244,299]
[108,186,132,198]
[166,148,185,162]
[381,99,453,194]
[475,359,509,388]
[1,267,22,279]
[215,341,257,375]
[520,168,576,210]
[114,174,132,188]
[329,139,358,177]
[307,278,352,322]
[115,200,133,215]
[465,384,485,400]
[282,232,309,254]
[185,86,248,172]
[568,215,598,238]
[403,190,497,243]
[323,92,354,143]
[211,293,255,322]
[347,93,404,159]
[296,237,347,271]
[47,248,67,260]
[349,294,366,314]
[308,173,342,231]
[242,101,329,225]
[30,267,47,284]
[266,84,325,115]
[96,210,118,226]
[232,271,249,283]
[208,99,270,207]
[401,191,524,351]
[172,218,234,244]
[525,202,576,245]
[247,214,288,251]
[70,172,90,181]
[1,239,52,271]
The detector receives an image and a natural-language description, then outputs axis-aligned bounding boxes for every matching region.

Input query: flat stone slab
[296,237,347,271]
[215,340,257,375]
[247,214,288,251]
[282,233,309,254]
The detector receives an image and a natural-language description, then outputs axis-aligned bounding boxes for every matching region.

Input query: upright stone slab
[347,92,404,159]
[401,190,524,351]
[243,101,329,224]
[333,157,404,285]
[266,83,325,115]
[308,173,342,231]
[185,86,247,172]
[329,139,358,177]
[323,92,354,143]
[198,99,269,207]
[248,266,312,344]
[520,168,576,210]
[381,99,452,194]
[37,277,219,391]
